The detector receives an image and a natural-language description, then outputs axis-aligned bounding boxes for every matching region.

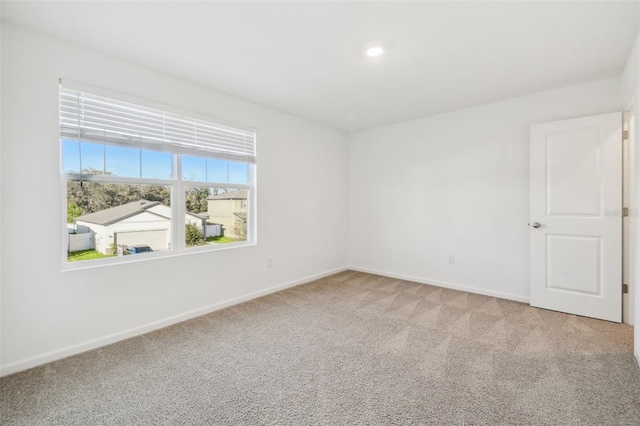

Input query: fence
[68,232,93,252]
[205,224,222,237]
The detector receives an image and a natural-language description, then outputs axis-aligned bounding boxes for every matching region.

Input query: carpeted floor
[1,270,639,425]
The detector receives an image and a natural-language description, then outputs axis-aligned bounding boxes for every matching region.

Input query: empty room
[1,1,640,424]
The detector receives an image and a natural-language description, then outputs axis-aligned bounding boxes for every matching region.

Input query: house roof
[208,189,248,201]
[76,200,163,226]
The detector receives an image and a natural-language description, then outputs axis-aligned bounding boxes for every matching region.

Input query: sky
[62,139,249,184]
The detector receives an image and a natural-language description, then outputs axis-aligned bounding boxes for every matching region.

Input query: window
[60,82,256,266]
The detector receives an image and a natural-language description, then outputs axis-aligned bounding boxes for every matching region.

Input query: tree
[67,181,171,215]
[185,223,205,247]
[185,187,211,214]
[67,203,83,224]
[139,184,172,205]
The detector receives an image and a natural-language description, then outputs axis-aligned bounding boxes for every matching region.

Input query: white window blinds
[60,86,256,163]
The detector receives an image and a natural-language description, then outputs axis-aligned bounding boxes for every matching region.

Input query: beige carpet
[1,270,639,425]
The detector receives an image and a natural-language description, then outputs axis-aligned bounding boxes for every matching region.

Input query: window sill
[61,241,257,272]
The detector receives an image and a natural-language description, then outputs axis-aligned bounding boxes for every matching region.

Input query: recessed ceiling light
[366,46,385,57]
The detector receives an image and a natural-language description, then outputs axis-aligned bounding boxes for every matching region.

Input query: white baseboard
[0,266,348,377]
[348,265,530,304]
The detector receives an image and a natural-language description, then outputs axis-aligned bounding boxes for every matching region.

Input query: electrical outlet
[267,258,274,269]
[447,255,455,265]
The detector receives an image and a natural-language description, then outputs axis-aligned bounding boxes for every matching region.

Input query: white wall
[0,24,349,375]
[2,20,637,376]
[348,77,623,302]
[622,32,639,111]
[0,13,4,372]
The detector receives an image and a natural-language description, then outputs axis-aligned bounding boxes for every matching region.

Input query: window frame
[59,83,257,270]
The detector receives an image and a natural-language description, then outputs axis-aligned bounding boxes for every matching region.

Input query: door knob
[532,222,541,228]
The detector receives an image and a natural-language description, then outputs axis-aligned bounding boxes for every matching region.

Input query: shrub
[186,223,205,247]
[109,243,131,256]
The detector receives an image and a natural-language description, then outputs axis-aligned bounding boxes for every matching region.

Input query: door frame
[623,106,636,325]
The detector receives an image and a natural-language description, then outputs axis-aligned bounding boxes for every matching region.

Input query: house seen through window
[61,84,256,265]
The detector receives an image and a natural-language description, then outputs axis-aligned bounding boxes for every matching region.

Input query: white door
[530,112,622,322]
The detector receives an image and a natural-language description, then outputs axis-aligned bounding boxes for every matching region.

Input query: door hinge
[623,283,629,294]
[623,207,629,217]
[623,130,629,141]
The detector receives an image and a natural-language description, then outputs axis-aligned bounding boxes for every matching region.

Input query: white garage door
[115,229,169,251]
